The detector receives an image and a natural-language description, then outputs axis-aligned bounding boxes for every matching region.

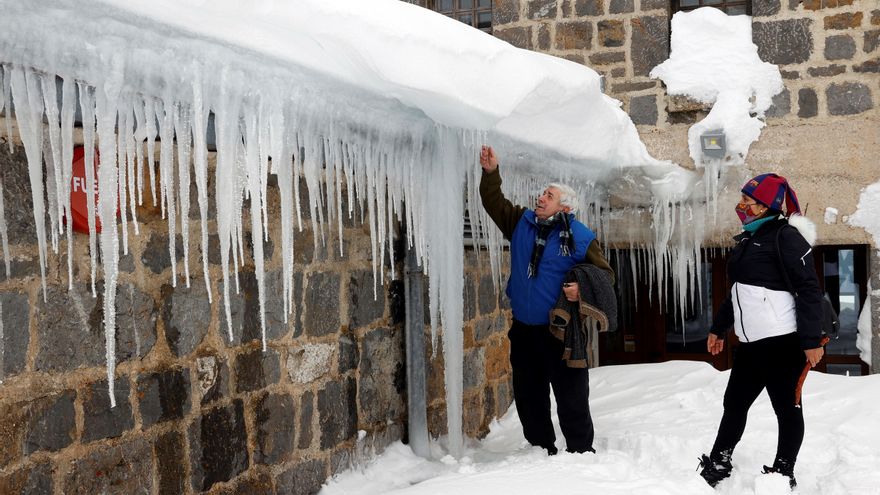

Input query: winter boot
[697,450,733,488]
[762,458,797,489]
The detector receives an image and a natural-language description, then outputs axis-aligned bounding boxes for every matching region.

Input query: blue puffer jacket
[506,210,596,325]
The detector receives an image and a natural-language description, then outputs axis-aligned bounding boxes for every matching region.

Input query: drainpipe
[404,242,430,457]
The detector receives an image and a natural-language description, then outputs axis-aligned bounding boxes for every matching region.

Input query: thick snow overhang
[0,0,704,456]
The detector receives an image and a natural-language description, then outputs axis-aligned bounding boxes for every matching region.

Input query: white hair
[548,182,579,213]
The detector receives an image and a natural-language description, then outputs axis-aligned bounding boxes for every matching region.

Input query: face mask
[735,202,761,224]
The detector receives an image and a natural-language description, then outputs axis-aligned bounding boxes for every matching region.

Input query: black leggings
[711,332,806,464]
[509,320,594,453]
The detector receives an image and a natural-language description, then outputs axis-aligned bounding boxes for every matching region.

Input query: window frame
[428,0,493,33]
[670,0,752,16]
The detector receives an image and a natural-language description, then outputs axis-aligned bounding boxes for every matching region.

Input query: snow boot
[697,450,733,488]
[762,458,797,489]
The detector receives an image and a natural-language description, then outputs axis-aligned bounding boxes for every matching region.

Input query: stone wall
[0,134,513,495]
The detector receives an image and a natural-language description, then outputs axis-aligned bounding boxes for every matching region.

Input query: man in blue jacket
[479,145,614,454]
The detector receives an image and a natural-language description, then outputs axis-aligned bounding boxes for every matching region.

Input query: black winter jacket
[710,217,823,350]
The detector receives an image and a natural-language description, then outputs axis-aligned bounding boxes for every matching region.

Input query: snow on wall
[0,0,709,455]
[650,8,783,169]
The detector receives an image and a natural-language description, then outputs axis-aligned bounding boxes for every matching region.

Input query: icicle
[60,77,76,289]
[39,75,63,246]
[77,81,98,297]
[116,105,129,255]
[269,105,293,320]
[122,97,139,237]
[2,66,12,152]
[94,55,124,408]
[0,180,9,278]
[243,105,267,351]
[10,67,48,300]
[173,103,193,287]
[144,98,158,208]
[191,76,212,303]
[157,99,177,284]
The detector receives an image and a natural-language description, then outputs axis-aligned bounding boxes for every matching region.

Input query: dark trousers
[711,333,805,464]
[509,319,594,454]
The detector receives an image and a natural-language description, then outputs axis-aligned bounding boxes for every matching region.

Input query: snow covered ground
[323,361,880,495]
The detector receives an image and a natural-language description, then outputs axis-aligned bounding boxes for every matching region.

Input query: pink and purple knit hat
[742,173,801,216]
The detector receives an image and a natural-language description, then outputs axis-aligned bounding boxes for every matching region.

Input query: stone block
[254,392,296,465]
[826,82,873,115]
[196,354,229,405]
[563,53,587,64]
[0,144,39,245]
[766,88,791,118]
[556,21,592,50]
[222,269,289,346]
[82,378,133,442]
[287,343,333,384]
[358,327,405,424]
[464,347,486,391]
[497,378,514,417]
[276,458,328,495]
[478,274,499,315]
[161,282,210,357]
[495,26,532,50]
[641,0,668,9]
[35,283,156,372]
[825,34,856,60]
[611,67,626,77]
[598,20,625,48]
[529,0,557,20]
[798,88,819,118]
[824,12,862,30]
[318,377,357,449]
[338,334,359,373]
[629,94,659,125]
[574,0,604,16]
[463,275,476,321]
[155,430,185,495]
[780,70,800,79]
[614,81,658,93]
[62,438,152,495]
[349,269,385,328]
[631,16,669,77]
[609,0,634,14]
[304,272,341,337]
[141,233,183,274]
[0,461,53,495]
[189,400,249,492]
[873,10,880,26]
[7,255,40,279]
[753,0,781,16]
[807,64,846,77]
[753,19,813,65]
[234,346,281,393]
[537,23,551,51]
[298,391,315,450]
[854,58,880,73]
[23,391,76,455]
[216,471,276,495]
[485,337,511,380]
[866,30,880,53]
[474,317,494,342]
[493,0,520,25]
[589,51,626,65]
[137,368,191,428]
[0,290,29,378]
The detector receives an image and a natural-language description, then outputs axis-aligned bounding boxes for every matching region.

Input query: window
[671,0,751,16]
[666,261,713,354]
[431,0,493,33]
[816,245,869,376]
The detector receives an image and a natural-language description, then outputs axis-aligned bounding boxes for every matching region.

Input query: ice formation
[1,0,712,454]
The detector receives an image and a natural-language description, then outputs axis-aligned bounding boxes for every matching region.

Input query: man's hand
[562,282,579,302]
[707,333,724,355]
[480,145,498,173]
[804,347,824,368]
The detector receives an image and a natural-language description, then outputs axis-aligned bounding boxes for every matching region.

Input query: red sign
[70,145,102,234]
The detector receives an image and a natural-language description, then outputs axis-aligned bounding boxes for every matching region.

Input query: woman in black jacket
[698,173,825,490]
